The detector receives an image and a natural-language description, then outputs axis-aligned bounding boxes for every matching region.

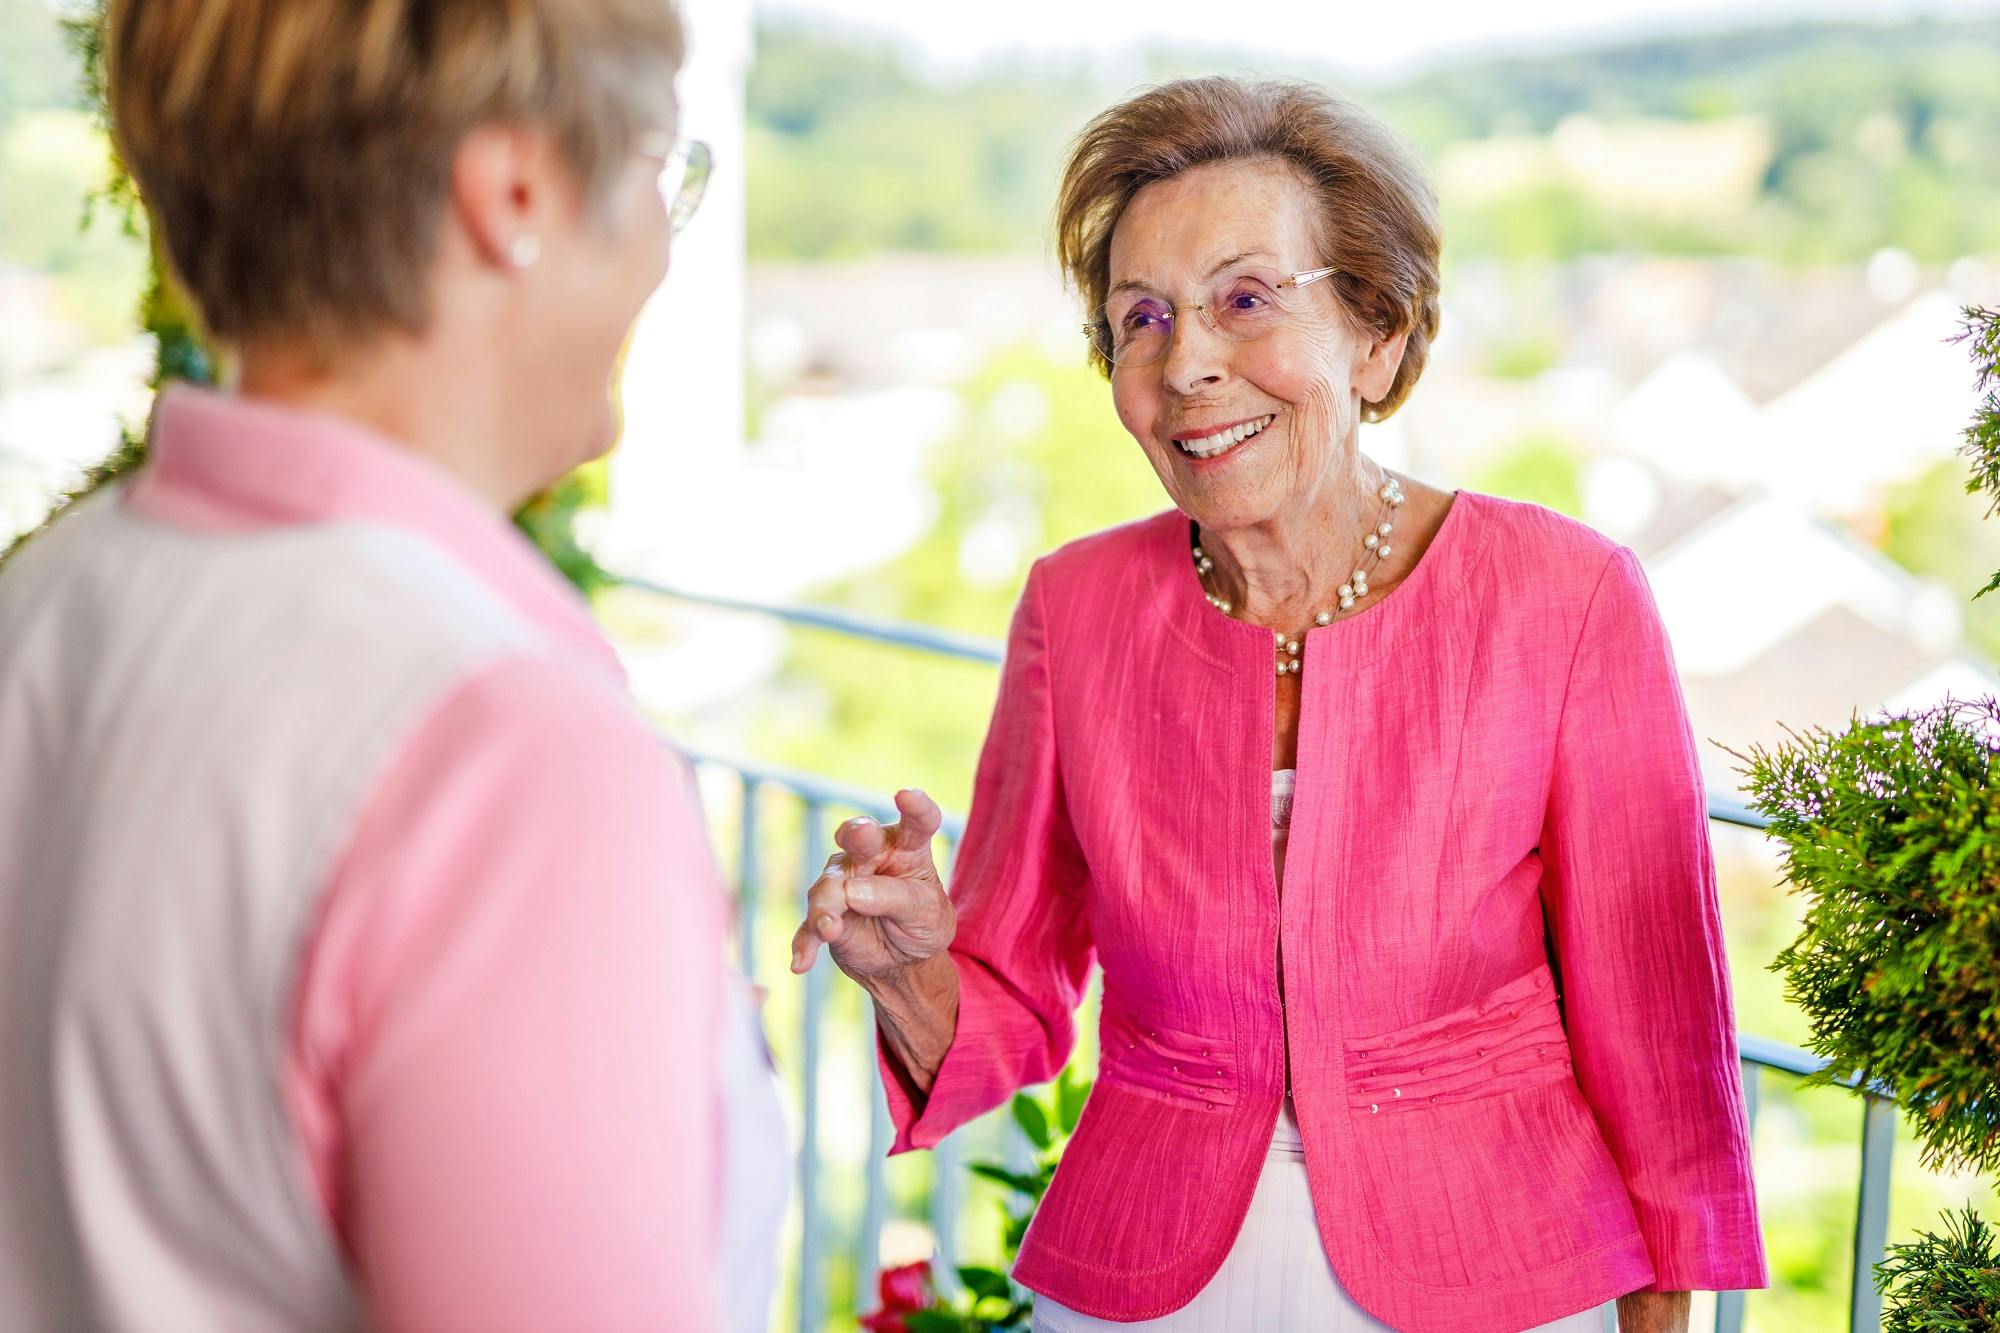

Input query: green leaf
[905,1312,966,1333]
[1056,1070,1091,1135]
[1010,1092,1052,1151]
[968,1162,1045,1197]
[956,1265,1012,1301]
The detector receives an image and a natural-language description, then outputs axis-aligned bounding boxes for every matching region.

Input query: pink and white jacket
[880,497,1768,1332]
[0,386,785,1332]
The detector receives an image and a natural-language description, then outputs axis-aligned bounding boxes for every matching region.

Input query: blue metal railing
[641,580,1898,1333]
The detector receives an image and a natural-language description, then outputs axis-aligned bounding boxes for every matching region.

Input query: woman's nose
[1161,312,1229,395]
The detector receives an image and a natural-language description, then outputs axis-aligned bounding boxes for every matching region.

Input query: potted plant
[1737,306,2000,1331]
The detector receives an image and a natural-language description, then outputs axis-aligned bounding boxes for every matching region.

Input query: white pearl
[1219,601,1231,613]
[1390,494,1404,507]
[1354,570,1367,583]
[1340,595,1355,609]
[1339,584,1353,599]
[1192,547,1204,560]
[1379,522,1392,536]
[1288,659,1302,674]
[1276,660,1288,675]
[1315,611,1332,625]
[1364,533,1378,549]
[1286,641,1300,655]
[1377,544,1391,558]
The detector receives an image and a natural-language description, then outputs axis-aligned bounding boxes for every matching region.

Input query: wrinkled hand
[789,789,954,981]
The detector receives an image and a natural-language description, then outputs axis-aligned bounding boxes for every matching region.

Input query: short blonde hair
[105,0,685,355]
[1055,77,1441,421]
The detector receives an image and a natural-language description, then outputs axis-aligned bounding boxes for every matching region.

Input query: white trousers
[1030,1101,1607,1333]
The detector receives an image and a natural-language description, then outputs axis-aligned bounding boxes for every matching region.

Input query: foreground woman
[795,78,1765,1333]
[0,2,782,1329]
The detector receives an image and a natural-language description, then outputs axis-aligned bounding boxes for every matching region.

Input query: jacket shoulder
[1460,491,1627,604]
[1031,510,1180,595]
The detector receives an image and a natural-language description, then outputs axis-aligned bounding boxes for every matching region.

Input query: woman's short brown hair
[104,0,685,356]
[1055,77,1441,421]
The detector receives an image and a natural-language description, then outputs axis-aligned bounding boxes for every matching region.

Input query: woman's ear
[1355,327,1410,404]
[448,125,558,271]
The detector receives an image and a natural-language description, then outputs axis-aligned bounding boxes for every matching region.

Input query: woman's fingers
[789,865,852,973]
[834,815,888,867]
[840,873,932,921]
[891,788,943,853]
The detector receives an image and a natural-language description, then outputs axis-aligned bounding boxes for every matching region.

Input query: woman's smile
[1171,410,1279,464]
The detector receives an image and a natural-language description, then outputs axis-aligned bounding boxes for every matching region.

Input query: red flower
[859,1260,934,1331]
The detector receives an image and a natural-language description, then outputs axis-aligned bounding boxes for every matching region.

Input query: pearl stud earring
[508,235,542,268]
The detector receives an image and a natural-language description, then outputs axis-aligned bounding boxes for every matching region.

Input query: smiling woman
[791,74,1764,1333]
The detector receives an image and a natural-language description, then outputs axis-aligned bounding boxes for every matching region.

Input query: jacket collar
[127,384,624,683]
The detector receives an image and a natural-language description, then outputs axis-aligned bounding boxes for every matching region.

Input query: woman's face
[1105,157,1403,534]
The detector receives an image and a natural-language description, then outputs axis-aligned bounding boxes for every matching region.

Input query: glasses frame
[1086,264,1342,368]
[639,134,712,234]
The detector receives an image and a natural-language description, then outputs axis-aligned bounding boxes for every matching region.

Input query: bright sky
[759,0,2000,78]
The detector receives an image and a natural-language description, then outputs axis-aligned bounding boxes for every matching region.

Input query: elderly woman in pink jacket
[793,78,1765,1333]
[0,2,783,1330]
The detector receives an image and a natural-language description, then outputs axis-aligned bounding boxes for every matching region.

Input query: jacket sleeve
[1538,546,1769,1293]
[880,559,1096,1153]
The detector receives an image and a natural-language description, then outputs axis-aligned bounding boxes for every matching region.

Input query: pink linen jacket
[878,493,1767,1332]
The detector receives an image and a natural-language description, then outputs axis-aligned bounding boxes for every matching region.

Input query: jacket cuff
[876,954,1003,1155]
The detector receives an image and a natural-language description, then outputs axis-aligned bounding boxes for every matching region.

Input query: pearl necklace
[1191,473,1406,676]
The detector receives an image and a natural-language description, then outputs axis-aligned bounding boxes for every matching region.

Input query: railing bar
[798,801,829,1333]
[929,834,963,1297]
[736,774,760,981]
[1705,793,1770,830]
[1850,1096,1895,1333]
[1715,1060,1761,1333]
[859,1021,893,1309]
[679,744,967,844]
[932,1128,963,1298]
[620,576,1005,665]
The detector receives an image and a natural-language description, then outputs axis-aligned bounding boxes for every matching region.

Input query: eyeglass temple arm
[1286,265,1341,289]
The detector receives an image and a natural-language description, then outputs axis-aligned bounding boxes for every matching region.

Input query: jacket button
[1369,1104,1379,1114]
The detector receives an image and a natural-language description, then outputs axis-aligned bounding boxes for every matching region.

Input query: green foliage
[744,17,2000,266]
[912,1068,1091,1331]
[747,22,1102,262]
[1738,702,2000,1176]
[1952,307,2000,599]
[1877,1206,2000,1333]
[1469,434,1586,517]
[751,344,1154,808]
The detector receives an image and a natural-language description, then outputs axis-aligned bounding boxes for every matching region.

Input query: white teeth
[1178,414,1274,458]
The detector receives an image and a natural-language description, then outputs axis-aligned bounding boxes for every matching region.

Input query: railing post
[858,1000,892,1310]
[798,802,829,1333]
[1850,1095,1895,1333]
[1715,1060,1761,1333]
[737,773,760,980]
[932,1128,963,1297]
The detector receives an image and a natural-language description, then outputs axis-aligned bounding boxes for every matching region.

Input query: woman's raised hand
[789,788,954,980]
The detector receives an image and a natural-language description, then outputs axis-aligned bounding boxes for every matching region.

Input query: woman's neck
[1198,452,1388,632]
[236,336,532,513]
